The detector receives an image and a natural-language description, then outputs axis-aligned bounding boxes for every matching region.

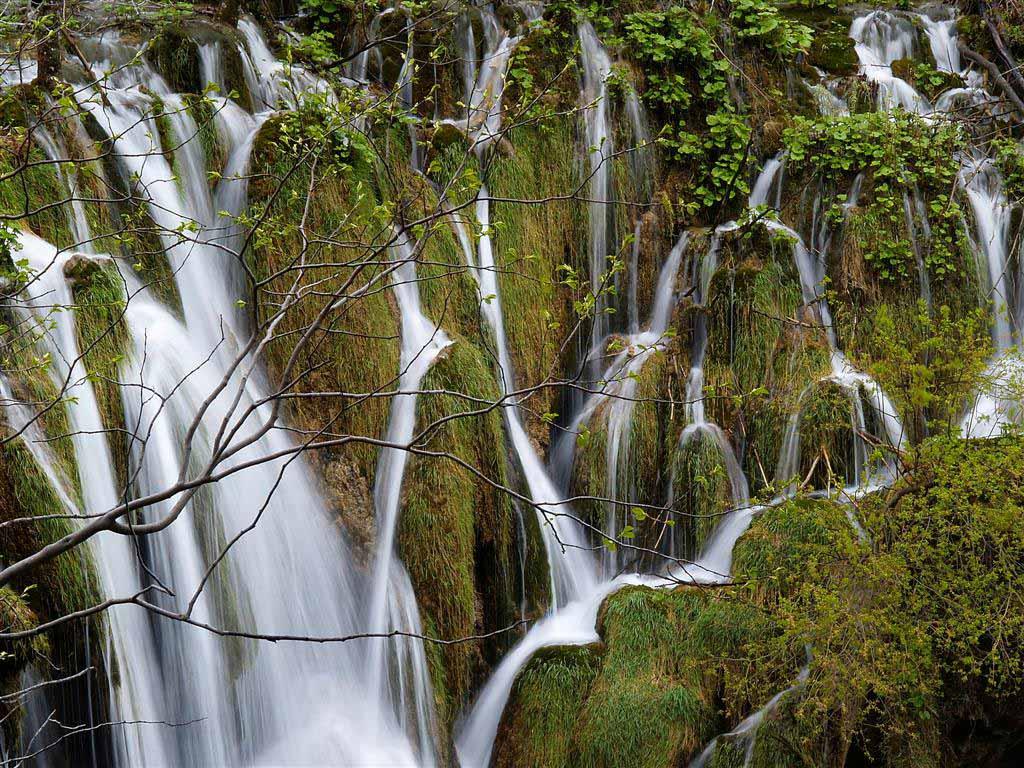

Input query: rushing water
[7,19,423,766]
[579,20,617,351]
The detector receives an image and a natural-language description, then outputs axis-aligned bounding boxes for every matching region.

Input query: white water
[20,21,424,766]
[850,11,930,114]
[12,232,175,766]
[554,232,690,576]
[747,152,906,485]
[579,21,616,349]
[446,6,597,607]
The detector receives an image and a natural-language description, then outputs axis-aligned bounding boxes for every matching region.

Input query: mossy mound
[148,27,203,94]
[668,427,737,558]
[493,644,604,768]
[732,496,858,603]
[399,339,549,744]
[806,22,859,76]
[700,241,832,493]
[493,586,765,768]
[789,378,856,489]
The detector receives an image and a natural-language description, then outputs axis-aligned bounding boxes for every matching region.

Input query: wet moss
[70,261,130,488]
[399,339,536,735]
[732,496,856,603]
[485,116,586,447]
[669,428,736,558]
[0,144,73,248]
[494,586,765,768]
[574,586,762,768]
[702,249,831,493]
[791,379,855,489]
[247,113,399,490]
[493,644,603,768]
[804,19,859,76]
[148,28,203,94]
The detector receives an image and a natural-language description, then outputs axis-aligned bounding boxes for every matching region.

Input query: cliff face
[2,0,1024,764]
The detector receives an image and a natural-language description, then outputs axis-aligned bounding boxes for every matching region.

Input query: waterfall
[473,187,597,604]
[554,232,691,577]
[846,7,1024,436]
[672,226,752,572]
[960,157,1014,352]
[10,232,174,766]
[7,20,427,766]
[579,20,617,354]
[850,11,930,114]
[445,5,597,606]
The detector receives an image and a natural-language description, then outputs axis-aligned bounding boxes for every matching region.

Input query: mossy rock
[806,23,860,76]
[732,496,859,602]
[148,28,203,94]
[399,339,548,743]
[495,585,764,768]
[247,110,398,486]
[789,379,856,489]
[70,261,130,489]
[669,427,737,558]
[485,115,586,447]
[493,644,603,768]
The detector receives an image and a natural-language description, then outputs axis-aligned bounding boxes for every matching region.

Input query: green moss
[416,196,484,343]
[0,144,73,248]
[792,379,854,489]
[701,246,831,492]
[399,339,538,736]
[247,113,399,485]
[0,438,99,620]
[495,585,761,765]
[494,644,603,768]
[70,261,129,487]
[805,21,859,76]
[567,586,762,768]
[148,27,202,94]
[485,116,586,440]
[669,425,740,557]
[732,496,856,602]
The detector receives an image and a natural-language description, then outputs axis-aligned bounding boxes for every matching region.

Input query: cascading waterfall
[11,4,1024,766]
[10,232,174,766]
[578,20,617,351]
[8,19,424,766]
[846,7,1024,436]
[672,227,752,568]
[445,3,597,607]
[850,10,929,114]
[554,232,691,577]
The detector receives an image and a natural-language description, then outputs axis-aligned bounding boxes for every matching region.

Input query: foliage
[994,137,1024,204]
[856,302,991,438]
[786,111,967,281]
[617,1,809,215]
